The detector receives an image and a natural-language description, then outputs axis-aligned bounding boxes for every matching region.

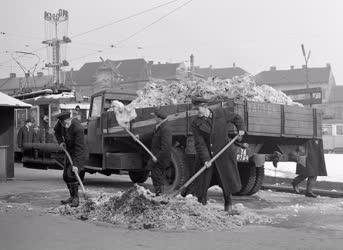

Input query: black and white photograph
[0,0,343,249]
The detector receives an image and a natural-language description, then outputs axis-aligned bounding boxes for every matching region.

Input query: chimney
[9,73,16,78]
[270,66,276,71]
[158,62,161,64]
[148,60,154,65]
[233,62,236,68]
[37,72,43,77]
[25,73,30,78]
[326,63,331,68]
[290,65,294,70]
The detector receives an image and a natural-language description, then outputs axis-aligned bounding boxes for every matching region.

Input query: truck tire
[248,166,265,195]
[165,147,189,192]
[236,163,256,195]
[129,170,150,183]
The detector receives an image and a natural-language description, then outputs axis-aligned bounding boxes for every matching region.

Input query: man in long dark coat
[17,119,33,151]
[291,139,327,198]
[147,109,172,196]
[191,97,245,215]
[54,112,85,207]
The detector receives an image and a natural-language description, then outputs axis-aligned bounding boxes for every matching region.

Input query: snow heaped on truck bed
[128,75,303,108]
[265,154,343,183]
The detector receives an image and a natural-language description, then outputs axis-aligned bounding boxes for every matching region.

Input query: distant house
[321,85,343,153]
[65,58,150,97]
[150,62,187,81]
[194,65,248,80]
[0,72,53,95]
[254,64,336,104]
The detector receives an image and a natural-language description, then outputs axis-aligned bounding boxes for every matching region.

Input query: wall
[0,107,14,178]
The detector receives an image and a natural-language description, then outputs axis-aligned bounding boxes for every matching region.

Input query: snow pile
[108,100,137,128]
[128,75,301,108]
[55,185,279,231]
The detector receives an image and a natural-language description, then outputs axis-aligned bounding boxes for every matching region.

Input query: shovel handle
[173,134,240,197]
[60,146,86,194]
[123,127,158,162]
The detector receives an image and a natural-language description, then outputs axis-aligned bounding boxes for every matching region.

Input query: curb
[262,184,343,198]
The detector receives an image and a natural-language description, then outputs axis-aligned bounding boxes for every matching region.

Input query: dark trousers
[151,163,166,187]
[198,165,230,204]
[63,161,78,185]
[292,175,317,192]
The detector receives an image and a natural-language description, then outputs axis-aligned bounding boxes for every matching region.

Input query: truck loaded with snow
[22,75,324,195]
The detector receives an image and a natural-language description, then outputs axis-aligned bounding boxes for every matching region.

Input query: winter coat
[150,120,172,166]
[296,139,327,177]
[32,131,43,143]
[65,118,86,169]
[191,107,245,195]
[17,125,33,149]
[54,121,67,145]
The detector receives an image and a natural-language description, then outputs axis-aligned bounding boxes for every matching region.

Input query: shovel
[122,126,158,163]
[60,146,88,199]
[171,134,240,197]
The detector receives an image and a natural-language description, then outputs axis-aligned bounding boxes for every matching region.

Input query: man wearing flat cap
[147,108,172,196]
[17,118,33,151]
[54,111,85,207]
[190,97,245,215]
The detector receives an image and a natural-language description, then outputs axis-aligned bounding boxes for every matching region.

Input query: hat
[191,97,210,106]
[25,118,32,123]
[55,111,71,121]
[152,108,168,119]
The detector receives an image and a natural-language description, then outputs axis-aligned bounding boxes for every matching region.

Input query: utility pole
[301,44,312,106]
[301,44,311,89]
[42,9,71,89]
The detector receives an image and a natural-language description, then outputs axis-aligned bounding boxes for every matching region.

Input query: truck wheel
[237,163,256,195]
[248,166,265,195]
[165,147,189,192]
[129,170,150,183]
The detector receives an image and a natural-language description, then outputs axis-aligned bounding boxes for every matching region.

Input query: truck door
[87,94,103,154]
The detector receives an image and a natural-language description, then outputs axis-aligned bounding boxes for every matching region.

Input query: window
[322,124,332,135]
[90,96,102,117]
[336,124,343,135]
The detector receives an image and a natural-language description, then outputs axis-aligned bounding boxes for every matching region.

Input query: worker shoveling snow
[53,185,284,231]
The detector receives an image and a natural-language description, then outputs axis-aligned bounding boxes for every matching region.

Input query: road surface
[0,164,343,250]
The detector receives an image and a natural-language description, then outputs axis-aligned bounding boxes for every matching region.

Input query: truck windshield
[91,95,102,117]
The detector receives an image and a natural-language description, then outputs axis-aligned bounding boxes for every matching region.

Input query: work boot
[154,186,162,196]
[224,195,240,215]
[70,184,79,207]
[291,182,301,194]
[61,184,73,205]
[305,176,317,198]
[305,191,317,198]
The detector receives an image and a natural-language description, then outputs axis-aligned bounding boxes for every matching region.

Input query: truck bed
[102,99,322,139]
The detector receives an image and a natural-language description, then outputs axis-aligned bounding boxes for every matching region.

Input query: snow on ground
[265,154,343,183]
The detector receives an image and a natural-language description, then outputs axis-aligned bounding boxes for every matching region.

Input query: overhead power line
[71,0,181,39]
[70,0,193,62]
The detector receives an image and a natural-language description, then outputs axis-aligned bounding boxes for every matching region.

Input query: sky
[0,0,342,83]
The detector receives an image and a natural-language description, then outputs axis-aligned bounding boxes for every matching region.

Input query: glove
[60,142,66,148]
[204,161,212,169]
[152,156,158,163]
[238,130,245,136]
[72,166,79,173]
